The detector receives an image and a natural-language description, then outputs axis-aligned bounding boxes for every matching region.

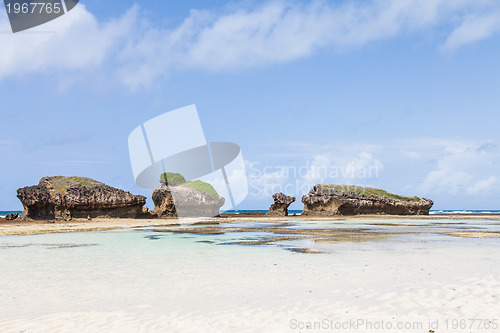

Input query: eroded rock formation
[151,173,225,218]
[17,176,146,220]
[266,192,295,216]
[151,185,177,218]
[301,184,433,216]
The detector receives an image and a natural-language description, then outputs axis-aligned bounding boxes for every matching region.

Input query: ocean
[2,209,500,218]
[0,211,21,218]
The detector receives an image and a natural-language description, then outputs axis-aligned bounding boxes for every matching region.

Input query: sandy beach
[0,217,181,236]
[1,216,500,332]
[2,213,500,236]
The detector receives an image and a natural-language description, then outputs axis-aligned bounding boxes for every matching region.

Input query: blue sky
[1,0,500,211]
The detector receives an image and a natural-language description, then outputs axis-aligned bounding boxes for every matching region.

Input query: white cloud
[302,151,383,185]
[2,0,500,87]
[0,4,136,80]
[418,140,499,195]
[118,0,448,88]
[245,146,384,200]
[253,138,500,200]
[442,10,500,50]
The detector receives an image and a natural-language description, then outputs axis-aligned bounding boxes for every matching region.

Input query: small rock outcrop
[151,185,177,218]
[151,173,225,218]
[16,176,146,220]
[5,212,19,220]
[266,192,295,216]
[301,184,433,216]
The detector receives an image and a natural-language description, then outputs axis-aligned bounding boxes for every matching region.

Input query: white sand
[0,217,210,236]
[0,221,499,332]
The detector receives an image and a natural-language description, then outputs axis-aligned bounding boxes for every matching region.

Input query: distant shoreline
[3,209,500,219]
[1,213,500,236]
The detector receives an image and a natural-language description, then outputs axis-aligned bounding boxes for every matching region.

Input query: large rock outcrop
[301,184,433,216]
[151,173,225,218]
[266,192,295,216]
[17,176,146,220]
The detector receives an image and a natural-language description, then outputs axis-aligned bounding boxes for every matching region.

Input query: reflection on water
[143,218,500,254]
[1,219,499,256]
[144,235,164,240]
[0,243,99,249]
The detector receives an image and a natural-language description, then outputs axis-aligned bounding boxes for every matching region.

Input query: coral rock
[266,192,296,216]
[301,184,433,216]
[5,212,19,220]
[16,176,146,220]
[151,173,225,218]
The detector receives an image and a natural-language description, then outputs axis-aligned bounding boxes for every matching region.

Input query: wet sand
[0,217,184,236]
[1,213,500,236]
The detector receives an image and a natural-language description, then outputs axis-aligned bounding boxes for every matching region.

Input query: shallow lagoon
[1,219,499,332]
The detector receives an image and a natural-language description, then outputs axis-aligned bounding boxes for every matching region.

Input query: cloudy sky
[1,0,500,211]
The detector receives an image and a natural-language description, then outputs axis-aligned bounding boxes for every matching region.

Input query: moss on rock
[159,172,186,186]
[184,180,219,199]
[318,184,421,202]
[158,173,219,199]
[47,176,103,195]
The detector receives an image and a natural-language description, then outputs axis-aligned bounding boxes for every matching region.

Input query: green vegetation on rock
[184,180,220,199]
[318,184,421,202]
[160,172,186,185]
[159,172,220,199]
[47,176,102,195]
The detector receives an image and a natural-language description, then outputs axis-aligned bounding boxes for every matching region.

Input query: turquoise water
[2,218,499,269]
[2,218,498,257]
[0,211,21,218]
[1,218,500,331]
[174,218,500,251]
